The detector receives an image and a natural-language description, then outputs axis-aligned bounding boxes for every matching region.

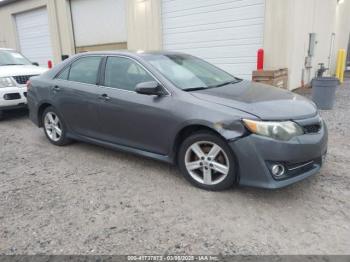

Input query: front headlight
[0,77,16,88]
[243,119,304,141]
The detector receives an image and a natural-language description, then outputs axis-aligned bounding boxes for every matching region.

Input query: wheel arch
[37,102,53,127]
[173,124,228,162]
[174,123,241,188]
[172,122,241,183]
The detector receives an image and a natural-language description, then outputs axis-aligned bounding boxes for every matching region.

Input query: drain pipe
[328,33,336,75]
[69,0,77,54]
[303,33,317,86]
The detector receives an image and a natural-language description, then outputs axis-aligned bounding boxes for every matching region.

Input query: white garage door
[70,0,127,47]
[162,0,265,79]
[15,7,53,67]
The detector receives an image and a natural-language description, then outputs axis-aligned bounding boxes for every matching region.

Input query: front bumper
[0,85,28,110]
[230,120,328,189]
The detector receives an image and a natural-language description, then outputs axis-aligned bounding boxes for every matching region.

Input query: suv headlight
[243,119,304,141]
[0,77,16,88]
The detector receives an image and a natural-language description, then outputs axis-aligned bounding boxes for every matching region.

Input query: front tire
[178,131,237,191]
[42,107,71,146]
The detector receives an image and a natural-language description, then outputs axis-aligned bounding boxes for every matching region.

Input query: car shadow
[35,121,319,202]
[0,108,29,121]
[59,137,319,195]
[66,140,318,200]
[64,139,183,176]
[231,177,317,203]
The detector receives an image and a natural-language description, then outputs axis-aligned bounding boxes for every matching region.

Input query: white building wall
[70,0,127,47]
[264,0,337,90]
[335,0,350,68]
[1,0,348,84]
[126,0,162,51]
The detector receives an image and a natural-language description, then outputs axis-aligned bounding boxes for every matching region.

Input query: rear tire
[42,106,71,146]
[178,131,237,191]
[0,110,3,121]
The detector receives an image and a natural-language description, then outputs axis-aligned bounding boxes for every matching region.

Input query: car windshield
[144,54,241,91]
[0,50,32,66]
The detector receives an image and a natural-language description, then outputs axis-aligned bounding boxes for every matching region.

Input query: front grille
[304,123,322,134]
[13,75,37,85]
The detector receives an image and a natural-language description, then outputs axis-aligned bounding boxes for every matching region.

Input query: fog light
[271,164,285,177]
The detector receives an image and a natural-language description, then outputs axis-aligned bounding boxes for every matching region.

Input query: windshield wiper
[183,87,209,92]
[183,78,243,92]
[213,79,242,88]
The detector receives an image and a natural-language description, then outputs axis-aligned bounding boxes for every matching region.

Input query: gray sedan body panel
[232,122,328,189]
[29,52,254,156]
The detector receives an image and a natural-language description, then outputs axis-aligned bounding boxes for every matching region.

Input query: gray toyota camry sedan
[27,51,328,191]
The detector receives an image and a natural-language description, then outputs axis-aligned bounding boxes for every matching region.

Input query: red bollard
[48,60,53,69]
[257,49,264,71]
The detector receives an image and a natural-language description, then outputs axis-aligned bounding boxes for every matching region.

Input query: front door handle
[99,94,110,101]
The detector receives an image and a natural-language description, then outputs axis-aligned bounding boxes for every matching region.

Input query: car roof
[40,50,190,80]
[74,50,187,58]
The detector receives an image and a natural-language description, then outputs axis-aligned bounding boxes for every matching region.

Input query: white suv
[0,48,48,119]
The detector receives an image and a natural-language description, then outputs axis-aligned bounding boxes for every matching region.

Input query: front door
[97,56,176,155]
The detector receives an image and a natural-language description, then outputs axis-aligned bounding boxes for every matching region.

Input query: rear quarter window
[56,66,70,80]
[68,56,102,85]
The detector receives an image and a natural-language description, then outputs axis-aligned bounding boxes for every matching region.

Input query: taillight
[26,80,32,90]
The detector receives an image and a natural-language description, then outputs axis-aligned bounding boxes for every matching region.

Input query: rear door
[97,56,175,155]
[52,56,104,138]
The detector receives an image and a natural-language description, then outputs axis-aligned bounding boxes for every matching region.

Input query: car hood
[0,65,48,77]
[190,80,317,120]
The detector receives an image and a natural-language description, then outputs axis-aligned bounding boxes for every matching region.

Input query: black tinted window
[104,57,154,91]
[69,56,102,84]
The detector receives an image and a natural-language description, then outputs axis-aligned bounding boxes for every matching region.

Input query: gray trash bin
[311,77,339,110]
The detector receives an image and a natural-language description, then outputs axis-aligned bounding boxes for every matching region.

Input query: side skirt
[67,132,174,164]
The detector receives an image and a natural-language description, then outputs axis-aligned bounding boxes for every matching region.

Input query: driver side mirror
[135,81,166,96]
[32,62,39,66]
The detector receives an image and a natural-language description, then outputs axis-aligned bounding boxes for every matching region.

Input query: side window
[104,56,154,91]
[68,56,102,85]
[56,66,70,80]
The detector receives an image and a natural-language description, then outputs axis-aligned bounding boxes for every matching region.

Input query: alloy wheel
[184,141,230,185]
[44,112,62,142]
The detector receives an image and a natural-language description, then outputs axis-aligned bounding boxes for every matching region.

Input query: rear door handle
[99,94,110,101]
[52,85,61,92]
